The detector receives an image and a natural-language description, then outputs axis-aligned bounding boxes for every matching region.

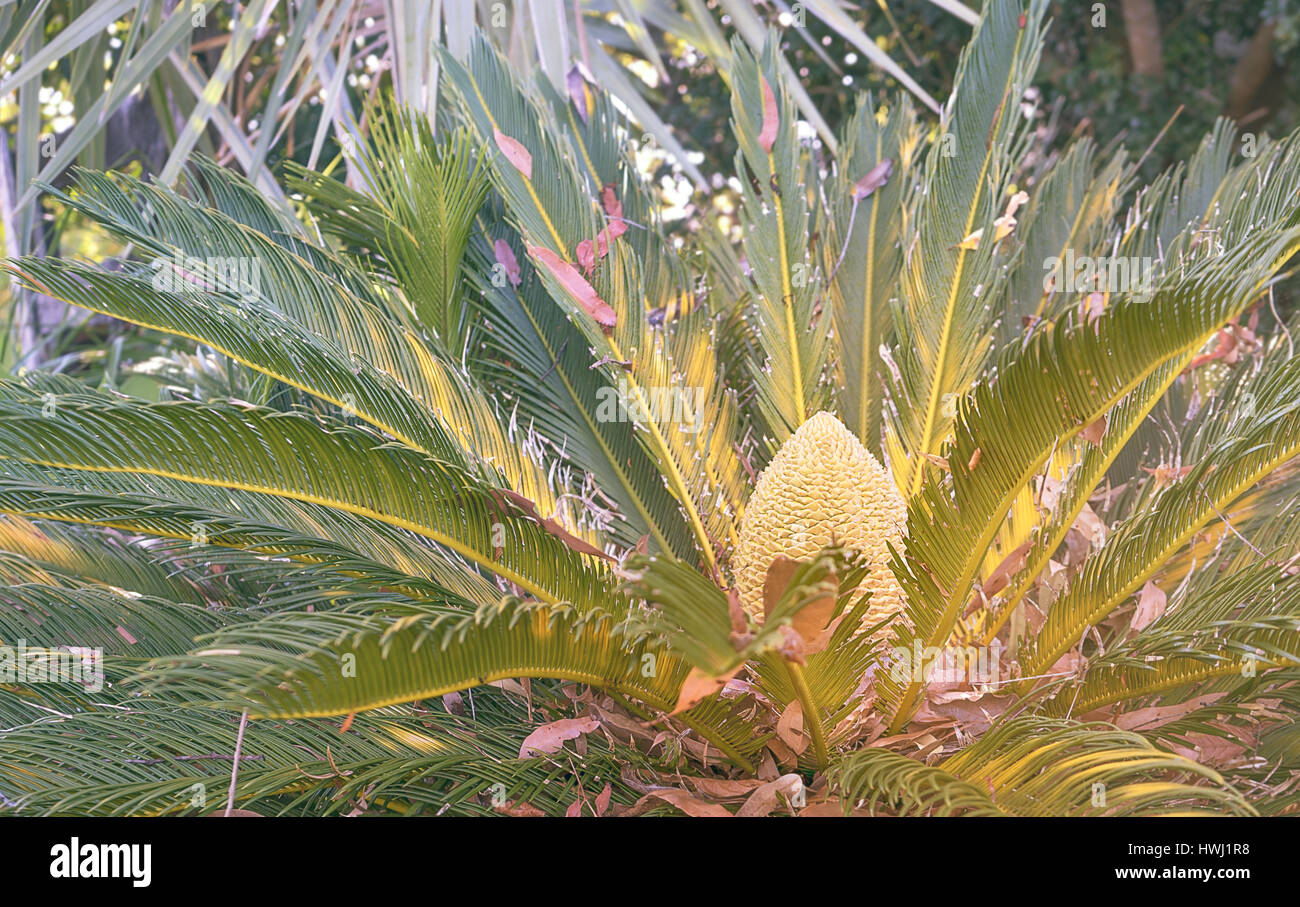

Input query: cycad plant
[2,0,1299,816]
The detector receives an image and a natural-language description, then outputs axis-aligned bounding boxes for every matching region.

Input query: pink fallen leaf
[493,239,522,287]
[526,244,617,327]
[594,781,612,816]
[576,239,597,274]
[601,184,622,219]
[519,716,599,758]
[1130,580,1167,632]
[852,158,894,201]
[1080,291,1107,326]
[493,128,533,179]
[758,75,779,152]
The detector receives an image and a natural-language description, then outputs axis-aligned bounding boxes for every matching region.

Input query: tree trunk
[1226,23,1279,124]
[1121,0,1165,79]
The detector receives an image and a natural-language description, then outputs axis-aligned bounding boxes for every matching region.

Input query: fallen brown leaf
[632,788,733,817]
[519,716,600,759]
[1130,580,1168,632]
[735,774,804,817]
[775,699,810,754]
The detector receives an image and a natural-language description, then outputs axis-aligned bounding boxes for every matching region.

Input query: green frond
[0,470,503,608]
[981,359,1184,644]
[835,717,1254,816]
[1020,354,1300,683]
[343,99,492,350]
[941,718,1255,816]
[831,749,1004,816]
[465,231,698,556]
[441,34,739,572]
[10,168,562,518]
[751,566,879,745]
[0,691,647,816]
[888,0,1049,497]
[826,92,920,456]
[0,516,203,603]
[1043,562,1300,717]
[0,383,611,608]
[997,138,1130,339]
[729,36,831,441]
[879,219,1300,733]
[143,598,683,719]
[0,583,228,658]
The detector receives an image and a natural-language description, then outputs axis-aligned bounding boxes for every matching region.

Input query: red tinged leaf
[576,239,596,273]
[758,75,779,152]
[526,243,618,327]
[493,127,533,179]
[575,186,629,274]
[852,158,894,201]
[493,239,522,287]
[600,184,620,217]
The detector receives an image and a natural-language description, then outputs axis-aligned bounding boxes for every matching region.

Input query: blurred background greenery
[2,0,1296,383]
